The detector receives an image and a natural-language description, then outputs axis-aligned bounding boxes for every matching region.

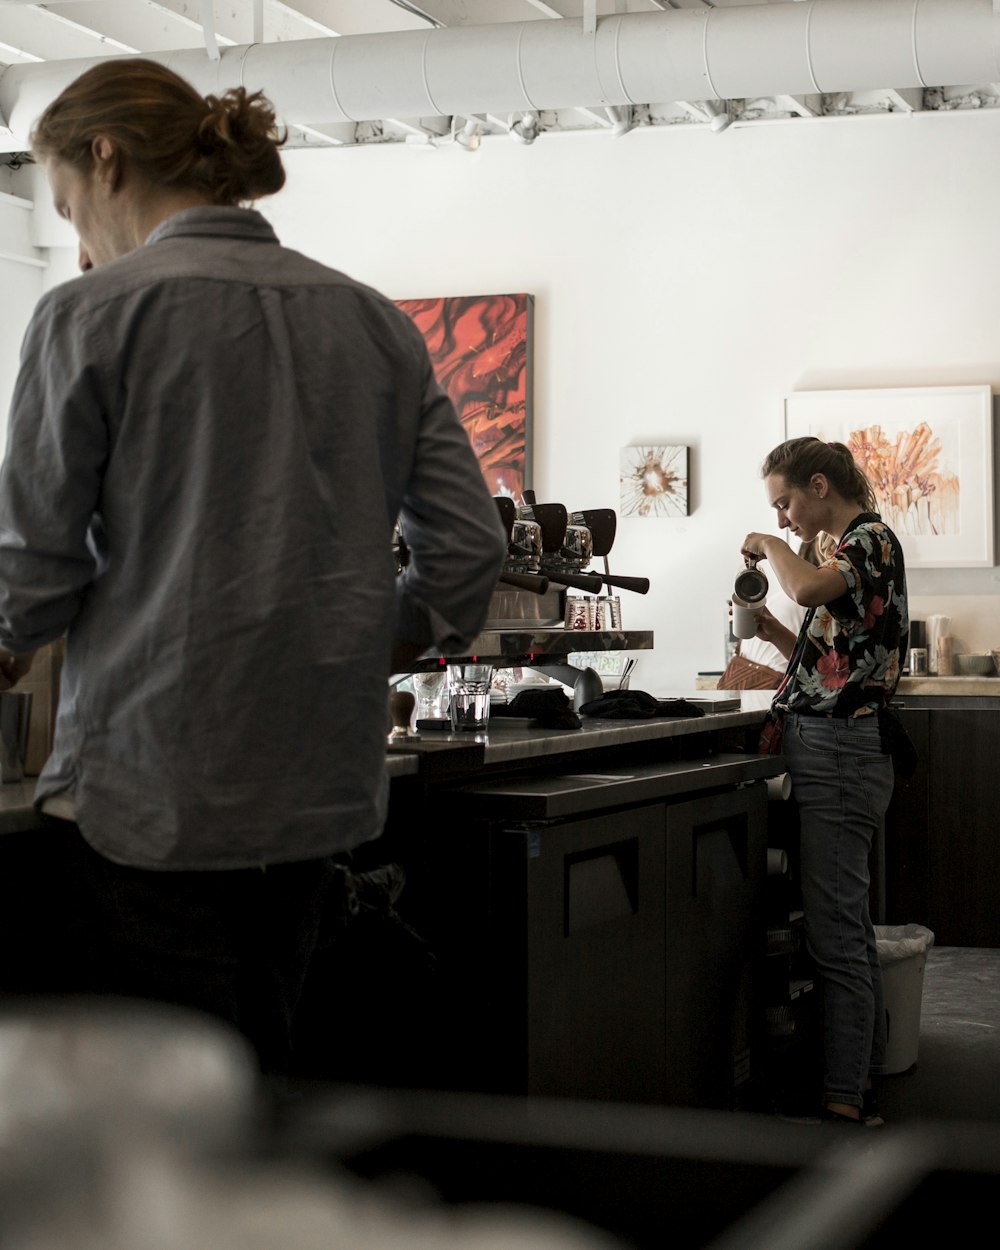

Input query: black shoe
[820,1107,865,1126]
[862,1088,885,1128]
[819,1103,888,1128]
[778,1106,863,1127]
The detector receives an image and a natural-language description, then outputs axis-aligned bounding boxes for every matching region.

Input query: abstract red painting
[396,293,533,501]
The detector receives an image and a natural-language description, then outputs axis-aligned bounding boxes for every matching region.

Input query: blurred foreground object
[0,999,626,1250]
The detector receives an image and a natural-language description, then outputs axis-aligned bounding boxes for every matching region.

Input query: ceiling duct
[1,0,999,151]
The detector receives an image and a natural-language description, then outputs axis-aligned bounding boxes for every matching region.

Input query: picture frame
[395,293,533,502]
[784,385,994,568]
[619,444,690,518]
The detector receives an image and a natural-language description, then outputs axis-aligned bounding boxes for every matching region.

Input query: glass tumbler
[447,663,494,733]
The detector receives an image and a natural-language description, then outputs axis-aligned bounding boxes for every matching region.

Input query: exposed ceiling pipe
[1,0,999,152]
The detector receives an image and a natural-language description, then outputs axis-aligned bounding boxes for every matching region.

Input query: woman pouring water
[741,437,908,1126]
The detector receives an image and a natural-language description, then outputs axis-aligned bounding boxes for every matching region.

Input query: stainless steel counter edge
[385,707,768,773]
[465,707,765,764]
[896,676,1000,696]
[445,751,784,821]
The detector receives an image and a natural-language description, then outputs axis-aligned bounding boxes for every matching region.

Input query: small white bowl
[957,653,997,676]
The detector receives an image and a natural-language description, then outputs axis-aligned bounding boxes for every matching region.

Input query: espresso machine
[488,494,650,629]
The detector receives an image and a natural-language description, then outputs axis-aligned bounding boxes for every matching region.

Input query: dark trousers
[40,818,343,1078]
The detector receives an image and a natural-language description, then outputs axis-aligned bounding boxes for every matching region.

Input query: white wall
[262,111,1000,690]
[0,173,46,448]
[8,111,1000,690]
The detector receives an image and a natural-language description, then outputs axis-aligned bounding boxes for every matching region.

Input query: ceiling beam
[29,2,222,54]
[775,93,818,118]
[396,1,546,23]
[268,1,421,36]
[0,40,42,66]
[0,4,136,60]
[145,2,333,45]
[286,120,356,144]
[571,104,614,126]
[886,87,924,112]
[527,1,668,16]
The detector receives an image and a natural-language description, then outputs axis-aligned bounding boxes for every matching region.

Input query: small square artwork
[620,445,689,518]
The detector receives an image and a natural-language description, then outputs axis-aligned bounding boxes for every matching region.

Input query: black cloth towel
[490,687,582,730]
[578,690,706,719]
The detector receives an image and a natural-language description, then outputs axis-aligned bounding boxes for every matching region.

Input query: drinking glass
[448,664,494,733]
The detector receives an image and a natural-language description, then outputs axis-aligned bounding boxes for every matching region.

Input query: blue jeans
[783,713,892,1109]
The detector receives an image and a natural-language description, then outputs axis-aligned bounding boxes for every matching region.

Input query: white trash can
[875,924,935,1074]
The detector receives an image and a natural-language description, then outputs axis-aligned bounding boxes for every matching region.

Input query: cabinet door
[883,708,931,928]
[663,784,768,1109]
[397,785,768,1104]
[392,805,666,1101]
[928,710,1000,946]
[522,805,667,1102]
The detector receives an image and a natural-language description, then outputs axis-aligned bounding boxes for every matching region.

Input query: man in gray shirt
[0,59,506,1075]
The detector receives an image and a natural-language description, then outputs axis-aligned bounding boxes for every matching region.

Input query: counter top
[895,676,1000,697]
[386,701,770,782]
[703,673,1000,699]
[2,702,773,833]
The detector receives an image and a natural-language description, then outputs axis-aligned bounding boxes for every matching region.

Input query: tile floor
[879,945,1000,1125]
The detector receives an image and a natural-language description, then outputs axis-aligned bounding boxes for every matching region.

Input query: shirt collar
[144,206,279,248]
[836,512,881,547]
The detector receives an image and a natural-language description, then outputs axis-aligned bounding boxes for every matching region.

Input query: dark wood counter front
[1,705,786,1112]
[883,698,1000,946]
[363,707,785,1112]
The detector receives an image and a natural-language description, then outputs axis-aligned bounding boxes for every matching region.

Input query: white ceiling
[1,0,999,155]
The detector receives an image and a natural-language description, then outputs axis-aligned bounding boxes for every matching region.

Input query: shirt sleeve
[393,354,507,655]
[827,524,893,630]
[0,291,108,652]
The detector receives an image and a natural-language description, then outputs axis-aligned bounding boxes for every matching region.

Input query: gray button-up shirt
[0,207,506,869]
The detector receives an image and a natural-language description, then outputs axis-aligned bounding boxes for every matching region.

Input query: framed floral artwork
[784,385,994,568]
[395,293,533,502]
[619,445,689,518]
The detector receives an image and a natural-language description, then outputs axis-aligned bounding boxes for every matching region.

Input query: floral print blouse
[773,512,908,719]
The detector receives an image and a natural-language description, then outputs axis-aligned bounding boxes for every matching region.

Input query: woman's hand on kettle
[741,533,775,564]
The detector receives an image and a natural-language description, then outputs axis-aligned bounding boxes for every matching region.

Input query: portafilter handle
[593,572,650,594]
[498,571,550,594]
